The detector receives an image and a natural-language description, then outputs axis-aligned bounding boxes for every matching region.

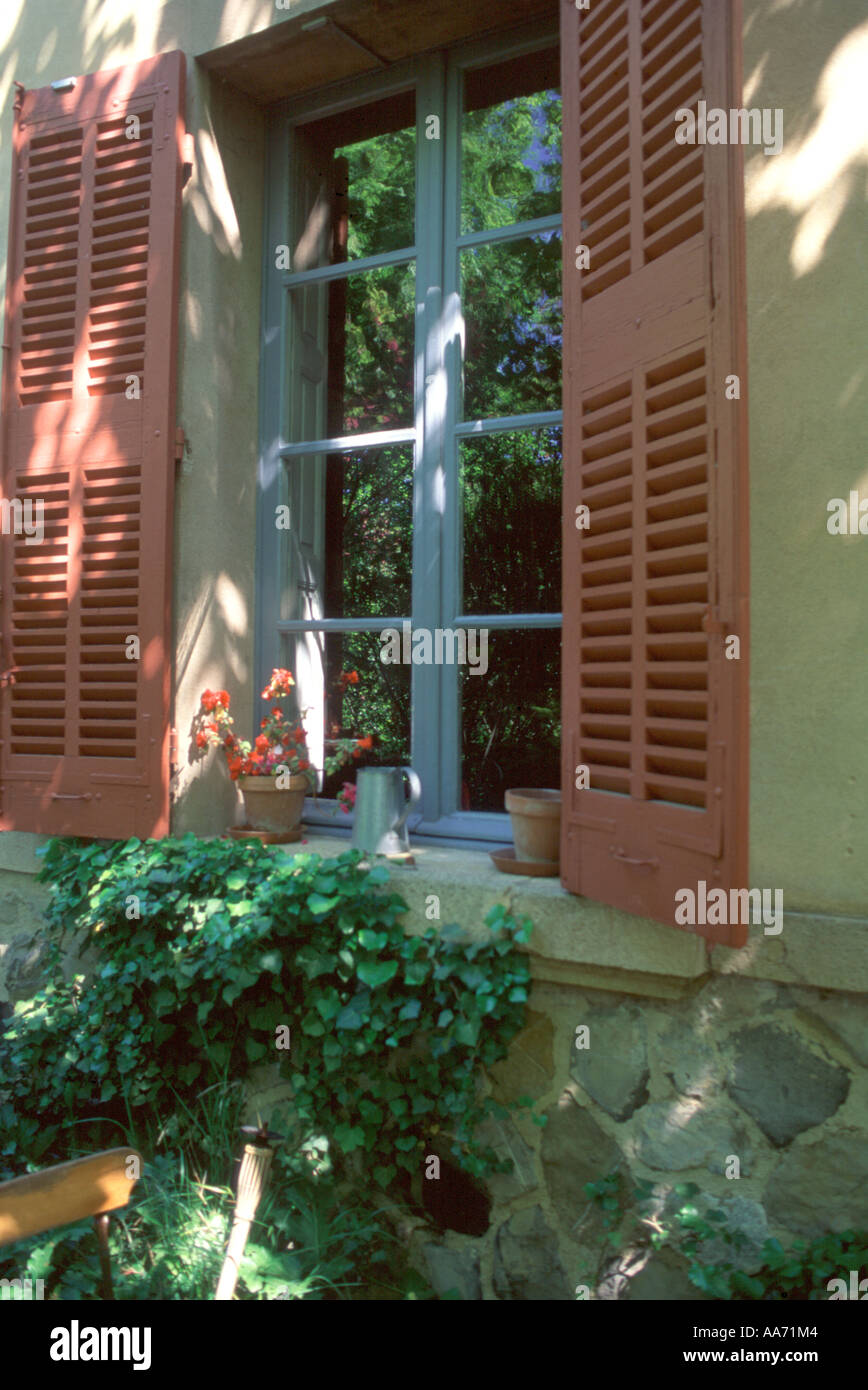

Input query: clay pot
[237,773,309,835]
[504,788,561,865]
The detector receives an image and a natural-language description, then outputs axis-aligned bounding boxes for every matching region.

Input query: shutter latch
[609,846,659,871]
[702,605,726,636]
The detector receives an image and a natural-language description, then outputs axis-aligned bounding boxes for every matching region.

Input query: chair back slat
[0,1147,142,1246]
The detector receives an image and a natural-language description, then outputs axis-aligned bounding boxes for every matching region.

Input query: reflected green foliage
[321,89,562,808]
[461,91,562,232]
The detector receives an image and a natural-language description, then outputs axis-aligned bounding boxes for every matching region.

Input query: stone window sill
[280,833,868,1000]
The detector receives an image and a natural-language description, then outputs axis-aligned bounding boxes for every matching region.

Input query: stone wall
[410,975,868,1300]
[3,860,866,1301]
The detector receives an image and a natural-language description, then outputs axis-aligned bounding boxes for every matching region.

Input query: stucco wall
[742,1,868,916]
[0,1,866,911]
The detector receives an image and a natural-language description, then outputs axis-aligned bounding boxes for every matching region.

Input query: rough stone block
[570,1002,650,1121]
[765,1127,868,1235]
[541,1090,621,1230]
[797,994,868,1068]
[422,1242,482,1300]
[695,1194,771,1273]
[492,1205,571,1300]
[655,1016,720,1099]
[727,1024,849,1146]
[634,1098,754,1174]
[488,1009,554,1104]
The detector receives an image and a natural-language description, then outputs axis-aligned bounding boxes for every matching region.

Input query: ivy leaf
[336,997,367,1031]
[295,947,337,980]
[436,1009,454,1028]
[358,929,388,950]
[315,990,342,1022]
[307,893,341,916]
[357,960,399,989]
[333,1124,365,1153]
[404,960,430,985]
[398,999,421,1021]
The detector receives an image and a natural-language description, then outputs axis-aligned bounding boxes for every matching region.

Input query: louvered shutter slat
[561,0,749,944]
[1,52,184,838]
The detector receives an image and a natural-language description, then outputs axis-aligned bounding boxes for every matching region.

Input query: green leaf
[436,1009,454,1028]
[454,1018,480,1046]
[315,990,342,1022]
[357,960,399,989]
[336,997,367,1031]
[295,947,337,980]
[404,960,430,985]
[307,892,341,916]
[333,1124,365,1153]
[398,999,421,1021]
[358,929,388,950]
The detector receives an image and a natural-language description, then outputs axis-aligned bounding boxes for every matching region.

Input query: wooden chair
[0,1147,143,1298]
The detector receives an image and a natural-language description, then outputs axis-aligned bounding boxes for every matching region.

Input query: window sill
[281,831,709,999]
[281,833,868,999]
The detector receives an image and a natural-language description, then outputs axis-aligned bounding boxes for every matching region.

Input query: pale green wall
[743,0,868,915]
[0,1,866,910]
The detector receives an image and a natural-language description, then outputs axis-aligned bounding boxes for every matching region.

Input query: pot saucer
[227,825,303,845]
[490,847,559,877]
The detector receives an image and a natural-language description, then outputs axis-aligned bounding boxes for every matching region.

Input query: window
[257,26,562,842]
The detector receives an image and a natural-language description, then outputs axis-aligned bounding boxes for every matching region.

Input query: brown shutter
[560,0,749,945]
[0,52,185,838]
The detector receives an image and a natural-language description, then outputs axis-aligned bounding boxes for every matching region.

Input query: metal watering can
[351,766,421,856]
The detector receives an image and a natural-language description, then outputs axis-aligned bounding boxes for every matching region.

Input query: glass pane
[298,91,416,263]
[461,233,562,419]
[460,627,560,812]
[285,630,411,800]
[284,446,413,622]
[286,260,415,444]
[341,263,415,433]
[337,123,416,259]
[462,57,561,233]
[461,429,562,615]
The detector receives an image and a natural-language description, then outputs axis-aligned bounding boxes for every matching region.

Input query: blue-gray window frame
[256,19,562,846]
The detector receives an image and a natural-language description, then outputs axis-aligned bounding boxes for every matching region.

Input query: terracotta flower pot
[504,788,561,865]
[237,773,309,835]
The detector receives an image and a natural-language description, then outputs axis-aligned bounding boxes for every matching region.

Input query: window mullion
[413,56,447,824]
[439,51,463,818]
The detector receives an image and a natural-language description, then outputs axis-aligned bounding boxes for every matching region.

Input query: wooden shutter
[560,0,749,944]
[0,52,185,838]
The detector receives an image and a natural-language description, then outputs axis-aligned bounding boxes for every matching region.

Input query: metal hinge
[169,726,179,775]
[174,427,186,465]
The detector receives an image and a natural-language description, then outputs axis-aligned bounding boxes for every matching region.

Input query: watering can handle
[393,767,422,833]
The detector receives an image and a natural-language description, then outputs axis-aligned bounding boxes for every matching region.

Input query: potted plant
[193,668,372,841]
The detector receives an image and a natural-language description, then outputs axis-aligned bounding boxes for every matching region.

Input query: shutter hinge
[174,427,187,465]
[169,726,179,775]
